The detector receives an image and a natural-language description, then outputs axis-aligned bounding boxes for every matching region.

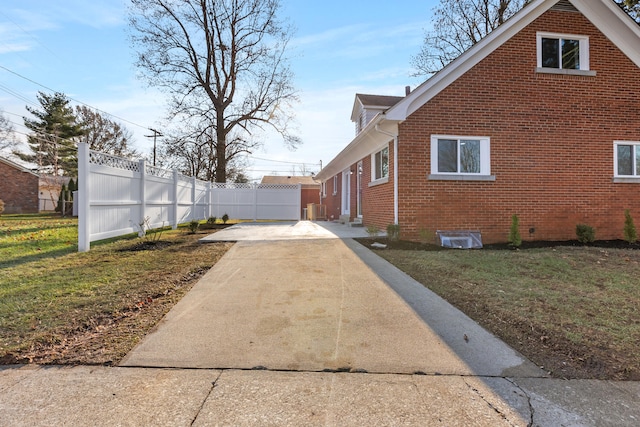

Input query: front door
[342,169,350,215]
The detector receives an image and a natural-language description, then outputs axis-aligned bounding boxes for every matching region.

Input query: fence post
[192,176,197,221]
[172,169,179,229]
[78,143,91,252]
[297,183,302,221]
[253,183,258,222]
[139,159,146,227]
[206,181,212,220]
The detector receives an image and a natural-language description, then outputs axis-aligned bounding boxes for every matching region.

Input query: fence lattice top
[211,183,300,190]
[145,164,173,179]
[89,150,140,172]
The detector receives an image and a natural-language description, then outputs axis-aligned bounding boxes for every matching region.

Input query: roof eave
[316,115,398,181]
[385,0,556,121]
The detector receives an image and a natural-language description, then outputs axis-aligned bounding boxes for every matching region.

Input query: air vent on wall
[551,0,578,12]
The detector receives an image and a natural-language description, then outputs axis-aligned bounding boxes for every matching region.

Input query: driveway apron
[121,223,536,376]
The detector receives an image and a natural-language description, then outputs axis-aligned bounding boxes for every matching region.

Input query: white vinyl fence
[77,143,301,251]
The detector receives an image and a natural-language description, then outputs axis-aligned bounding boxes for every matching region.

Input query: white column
[139,159,146,228]
[172,170,179,229]
[77,143,91,252]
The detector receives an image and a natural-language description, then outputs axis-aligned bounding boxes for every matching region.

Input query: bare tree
[75,106,138,157]
[159,118,255,182]
[128,0,300,183]
[617,0,640,22]
[412,0,528,76]
[0,110,16,153]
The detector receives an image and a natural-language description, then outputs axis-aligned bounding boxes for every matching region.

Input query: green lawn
[0,214,231,364]
[375,244,640,380]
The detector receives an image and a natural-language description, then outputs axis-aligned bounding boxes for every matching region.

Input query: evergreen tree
[14,92,84,176]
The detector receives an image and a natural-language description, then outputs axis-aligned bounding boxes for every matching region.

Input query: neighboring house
[0,156,39,214]
[260,175,321,219]
[315,0,640,244]
[39,175,71,212]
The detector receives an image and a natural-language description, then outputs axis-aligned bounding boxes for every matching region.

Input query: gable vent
[551,0,578,12]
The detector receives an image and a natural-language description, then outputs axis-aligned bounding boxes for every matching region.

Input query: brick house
[260,175,321,219]
[315,0,640,244]
[0,156,40,214]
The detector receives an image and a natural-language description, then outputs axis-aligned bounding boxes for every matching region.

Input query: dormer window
[536,32,592,74]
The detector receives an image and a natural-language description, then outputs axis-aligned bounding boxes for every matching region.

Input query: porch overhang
[316,114,399,182]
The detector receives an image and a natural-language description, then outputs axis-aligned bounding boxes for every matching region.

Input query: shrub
[207,216,217,225]
[0,199,4,216]
[418,228,433,244]
[623,210,637,244]
[386,224,400,241]
[188,219,200,234]
[222,213,229,224]
[508,214,522,248]
[365,224,379,237]
[576,224,596,244]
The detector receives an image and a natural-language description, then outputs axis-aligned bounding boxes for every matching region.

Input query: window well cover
[436,230,483,249]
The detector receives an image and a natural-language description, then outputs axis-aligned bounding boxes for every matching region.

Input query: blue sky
[0,0,437,181]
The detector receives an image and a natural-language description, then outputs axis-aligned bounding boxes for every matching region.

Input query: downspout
[375,122,399,225]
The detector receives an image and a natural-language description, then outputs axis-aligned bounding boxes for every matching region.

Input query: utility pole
[144,128,163,166]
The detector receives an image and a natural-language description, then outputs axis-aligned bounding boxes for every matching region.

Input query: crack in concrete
[506,378,535,427]
[189,370,223,426]
[462,377,520,427]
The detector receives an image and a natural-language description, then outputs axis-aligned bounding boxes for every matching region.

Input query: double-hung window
[614,141,640,178]
[372,146,389,181]
[430,135,492,179]
[537,32,590,72]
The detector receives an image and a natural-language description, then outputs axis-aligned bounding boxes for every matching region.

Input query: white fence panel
[210,183,301,221]
[78,143,302,251]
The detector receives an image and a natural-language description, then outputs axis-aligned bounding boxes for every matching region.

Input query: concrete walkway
[1,221,639,426]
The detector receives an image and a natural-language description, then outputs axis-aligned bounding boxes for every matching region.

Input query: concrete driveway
[3,221,639,426]
[122,221,538,376]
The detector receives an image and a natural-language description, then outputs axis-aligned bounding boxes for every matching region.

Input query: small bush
[623,210,637,244]
[418,228,433,244]
[207,216,217,225]
[508,214,522,248]
[0,199,4,216]
[576,224,596,244]
[365,224,380,237]
[188,219,200,234]
[222,213,229,224]
[386,224,400,241]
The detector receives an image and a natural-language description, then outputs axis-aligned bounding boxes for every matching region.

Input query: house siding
[0,160,40,214]
[396,9,640,244]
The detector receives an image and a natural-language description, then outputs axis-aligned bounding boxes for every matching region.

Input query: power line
[247,155,321,166]
[0,64,154,132]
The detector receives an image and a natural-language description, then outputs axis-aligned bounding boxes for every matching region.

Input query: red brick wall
[301,187,320,219]
[0,161,39,214]
[361,144,395,230]
[322,173,343,221]
[395,9,640,243]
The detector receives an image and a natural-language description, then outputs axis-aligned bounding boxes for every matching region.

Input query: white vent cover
[436,230,483,249]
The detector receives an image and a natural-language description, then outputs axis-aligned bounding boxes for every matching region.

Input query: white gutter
[375,121,399,225]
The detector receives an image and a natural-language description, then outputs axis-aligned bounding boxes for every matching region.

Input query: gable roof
[316,0,640,182]
[385,0,640,121]
[350,94,404,122]
[261,175,319,187]
[0,156,39,177]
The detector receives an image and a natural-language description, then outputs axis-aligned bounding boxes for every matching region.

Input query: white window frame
[429,135,493,181]
[536,32,590,72]
[371,145,389,183]
[321,181,326,198]
[332,175,338,195]
[614,141,640,182]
